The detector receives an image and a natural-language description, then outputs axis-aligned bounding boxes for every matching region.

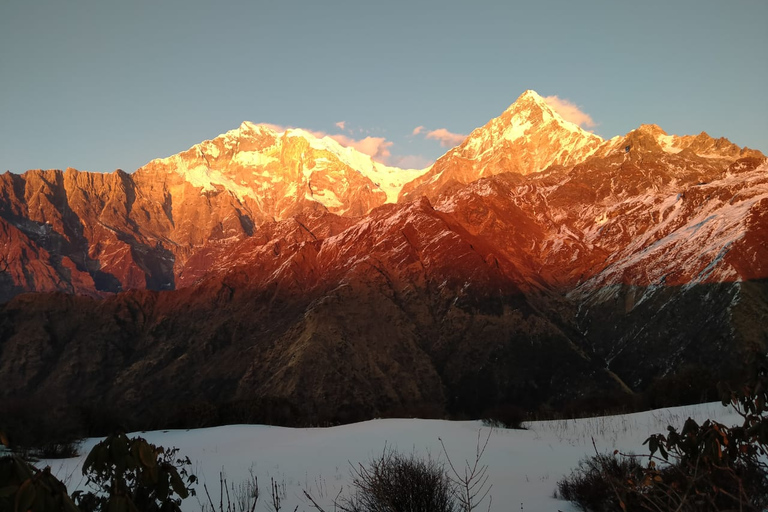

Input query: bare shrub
[481,404,527,429]
[556,452,643,512]
[440,430,493,512]
[325,446,457,512]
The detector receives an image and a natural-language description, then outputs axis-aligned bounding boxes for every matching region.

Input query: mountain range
[1,90,765,429]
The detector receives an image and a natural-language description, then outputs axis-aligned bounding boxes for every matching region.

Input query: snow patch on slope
[574,161,768,300]
[162,155,257,202]
[285,129,429,202]
[233,151,277,167]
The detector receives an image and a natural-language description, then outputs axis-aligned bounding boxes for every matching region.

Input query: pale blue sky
[1,0,766,173]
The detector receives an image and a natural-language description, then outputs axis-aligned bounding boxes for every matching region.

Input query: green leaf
[155,470,169,501]
[83,443,107,474]
[648,437,658,455]
[137,442,156,470]
[169,470,188,499]
[110,437,130,473]
[147,462,159,485]
[14,479,35,512]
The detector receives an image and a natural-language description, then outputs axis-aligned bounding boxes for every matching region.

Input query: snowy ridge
[145,122,428,213]
[283,128,430,203]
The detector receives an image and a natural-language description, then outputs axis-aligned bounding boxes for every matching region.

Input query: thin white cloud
[335,121,346,130]
[247,122,397,164]
[412,125,425,136]
[426,128,466,148]
[329,134,393,163]
[255,123,327,139]
[542,95,596,129]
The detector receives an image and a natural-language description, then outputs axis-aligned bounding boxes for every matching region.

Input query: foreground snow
[44,402,740,512]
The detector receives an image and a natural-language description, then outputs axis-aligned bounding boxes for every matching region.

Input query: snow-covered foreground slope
[45,402,740,511]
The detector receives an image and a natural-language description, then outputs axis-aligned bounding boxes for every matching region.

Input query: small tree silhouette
[73,433,196,512]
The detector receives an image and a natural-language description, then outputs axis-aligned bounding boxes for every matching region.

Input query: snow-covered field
[43,402,741,512]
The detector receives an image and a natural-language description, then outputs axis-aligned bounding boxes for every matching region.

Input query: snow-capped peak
[505,90,595,137]
[507,89,556,115]
[397,90,606,201]
[140,121,430,214]
[238,120,268,133]
[458,89,603,165]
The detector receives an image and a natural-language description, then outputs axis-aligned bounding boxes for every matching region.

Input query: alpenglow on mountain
[0,89,766,430]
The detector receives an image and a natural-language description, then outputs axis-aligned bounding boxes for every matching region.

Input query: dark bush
[561,390,639,419]
[558,450,768,512]
[0,453,80,512]
[1,430,196,512]
[556,453,644,512]
[0,398,83,459]
[557,351,768,512]
[337,447,457,512]
[643,364,718,409]
[73,433,197,512]
[481,404,527,429]
[29,440,81,460]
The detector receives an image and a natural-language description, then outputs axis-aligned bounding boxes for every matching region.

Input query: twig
[203,482,216,512]
[303,489,329,512]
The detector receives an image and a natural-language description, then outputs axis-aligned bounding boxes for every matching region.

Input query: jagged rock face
[136,123,390,225]
[0,217,97,302]
[425,151,768,388]
[0,168,153,293]
[399,90,604,202]
[0,125,427,294]
[0,90,766,429]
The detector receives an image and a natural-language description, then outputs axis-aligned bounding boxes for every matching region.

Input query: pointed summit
[459,90,601,161]
[399,90,603,202]
[507,89,553,112]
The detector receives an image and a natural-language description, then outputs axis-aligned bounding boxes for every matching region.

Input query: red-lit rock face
[2,91,761,300]
[0,123,427,294]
